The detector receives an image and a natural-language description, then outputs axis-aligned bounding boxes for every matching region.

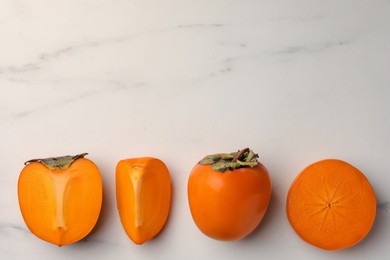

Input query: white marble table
[1,0,389,259]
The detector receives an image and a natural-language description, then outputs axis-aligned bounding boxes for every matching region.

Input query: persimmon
[116,157,171,244]
[286,159,376,250]
[18,153,103,246]
[188,148,272,241]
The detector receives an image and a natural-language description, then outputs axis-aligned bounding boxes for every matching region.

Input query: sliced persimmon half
[18,153,103,246]
[116,157,171,244]
[286,159,376,250]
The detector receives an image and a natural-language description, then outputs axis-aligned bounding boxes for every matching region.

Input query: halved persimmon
[188,148,271,241]
[286,159,376,250]
[18,153,103,246]
[116,157,171,244]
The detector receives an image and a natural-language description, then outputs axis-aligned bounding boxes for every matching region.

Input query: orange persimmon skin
[17,158,103,246]
[116,157,171,245]
[188,163,271,241]
[286,159,376,250]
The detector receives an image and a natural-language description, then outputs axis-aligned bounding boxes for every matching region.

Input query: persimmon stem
[24,153,88,170]
[199,148,259,172]
[232,148,249,162]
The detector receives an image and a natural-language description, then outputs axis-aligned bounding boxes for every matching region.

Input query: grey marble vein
[0,23,229,77]
[10,80,144,119]
[221,39,352,63]
[0,64,40,75]
[193,39,351,82]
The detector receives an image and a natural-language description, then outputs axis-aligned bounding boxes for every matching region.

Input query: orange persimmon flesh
[116,157,171,244]
[18,156,102,246]
[286,159,376,250]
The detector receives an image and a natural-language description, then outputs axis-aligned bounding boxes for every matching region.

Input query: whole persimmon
[18,153,102,246]
[188,148,271,241]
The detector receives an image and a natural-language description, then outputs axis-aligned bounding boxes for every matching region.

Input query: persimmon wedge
[18,153,103,246]
[188,148,271,241]
[286,159,376,250]
[116,157,171,244]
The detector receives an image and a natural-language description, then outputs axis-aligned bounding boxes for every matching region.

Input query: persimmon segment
[18,155,103,246]
[286,159,376,250]
[116,157,171,244]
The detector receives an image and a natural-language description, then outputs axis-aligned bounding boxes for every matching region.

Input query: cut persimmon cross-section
[286,159,376,250]
[18,153,102,246]
[116,157,171,244]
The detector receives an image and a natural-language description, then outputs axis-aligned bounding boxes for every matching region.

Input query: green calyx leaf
[198,148,259,173]
[24,153,88,170]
